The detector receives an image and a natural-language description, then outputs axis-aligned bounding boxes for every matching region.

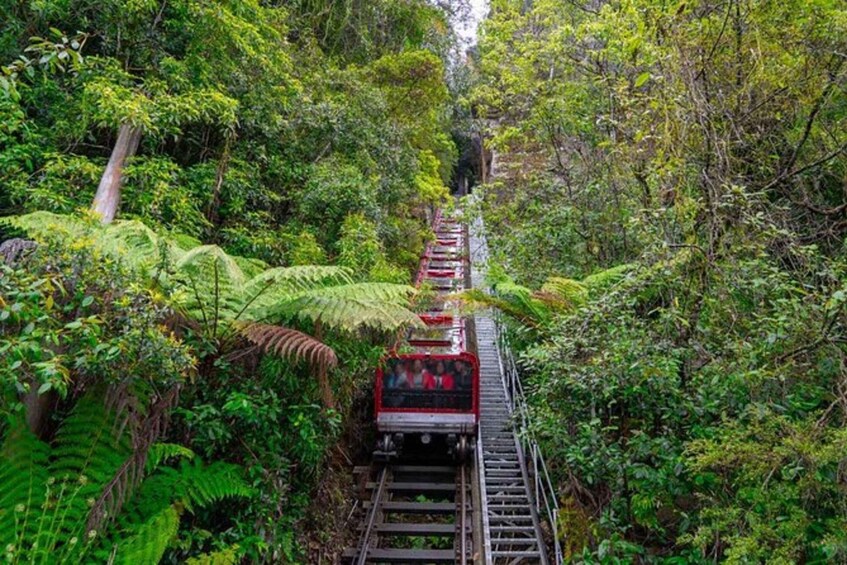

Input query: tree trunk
[24,385,57,439]
[206,134,233,228]
[91,123,143,224]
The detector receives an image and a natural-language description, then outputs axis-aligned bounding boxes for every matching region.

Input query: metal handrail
[469,200,561,563]
[493,312,563,564]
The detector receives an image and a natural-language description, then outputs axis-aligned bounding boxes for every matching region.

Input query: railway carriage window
[381,358,472,411]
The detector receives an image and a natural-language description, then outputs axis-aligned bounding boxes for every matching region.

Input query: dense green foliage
[1,397,250,565]
[7,0,845,562]
[1,0,454,266]
[1,1,459,561]
[474,0,847,562]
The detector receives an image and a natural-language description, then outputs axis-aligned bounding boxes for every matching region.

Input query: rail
[494,310,563,564]
[344,463,474,564]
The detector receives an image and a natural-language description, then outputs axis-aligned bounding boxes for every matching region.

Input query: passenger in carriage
[383,361,407,408]
[406,359,430,389]
[454,359,473,390]
[385,361,407,389]
[424,360,454,391]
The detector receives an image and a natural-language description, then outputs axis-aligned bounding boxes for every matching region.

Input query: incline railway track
[344,463,476,564]
[344,206,555,564]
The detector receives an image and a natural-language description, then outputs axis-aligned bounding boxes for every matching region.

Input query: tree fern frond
[493,280,551,322]
[48,397,132,548]
[231,255,269,279]
[172,245,249,324]
[125,460,251,522]
[239,266,354,320]
[0,397,135,563]
[305,282,417,301]
[581,263,634,291]
[241,323,338,370]
[540,276,588,305]
[256,265,354,289]
[112,506,179,565]
[5,211,92,242]
[0,422,50,547]
[287,295,422,332]
[145,443,196,474]
[8,213,186,276]
[273,283,421,332]
[100,221,185,271]
[457,289,542,329]
[179,460,252,511]
[50,397,130,484]
[175,245,248,288]
[491,279,532,297]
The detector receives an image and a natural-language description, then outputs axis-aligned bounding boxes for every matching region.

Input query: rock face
[0,238,37,266]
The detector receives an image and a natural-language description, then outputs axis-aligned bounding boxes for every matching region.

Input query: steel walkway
[469,218,548,565]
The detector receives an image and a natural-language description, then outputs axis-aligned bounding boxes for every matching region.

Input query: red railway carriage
[374,211,479,460]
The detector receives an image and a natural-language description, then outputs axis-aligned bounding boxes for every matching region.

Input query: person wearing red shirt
[426,360,454,390]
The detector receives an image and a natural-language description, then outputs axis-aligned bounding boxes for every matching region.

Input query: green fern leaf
[112,505,179,565]
[581,263,633,292]
[100,220,186,272]
[458,288,543,329]
[538,276,588,309]
[48,396,132,548]
[284,283,422,331]
[0,422,50,548]
[5,211,91,242]
[172,245,249,325]
[239,265,353,321]
[123,459,251,524]
[145,443,196,473]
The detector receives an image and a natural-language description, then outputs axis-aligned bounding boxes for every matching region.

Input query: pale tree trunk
[28,123,142,436]
[91,123,143,224]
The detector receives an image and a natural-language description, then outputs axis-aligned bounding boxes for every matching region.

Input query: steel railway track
[344,463,475,564]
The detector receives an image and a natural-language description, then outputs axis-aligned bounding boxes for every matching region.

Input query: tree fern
[173,245,250,328]
[461,273,590,329]
[8,212,423,336]
[0,397,130,563]
[459,288,546,329]
[5,211,91,242]
[99,220,186,275]
[238,265,354,320]
[7,212,422,409]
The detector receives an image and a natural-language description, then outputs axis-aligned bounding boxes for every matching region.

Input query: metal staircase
[469,216,558,564]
